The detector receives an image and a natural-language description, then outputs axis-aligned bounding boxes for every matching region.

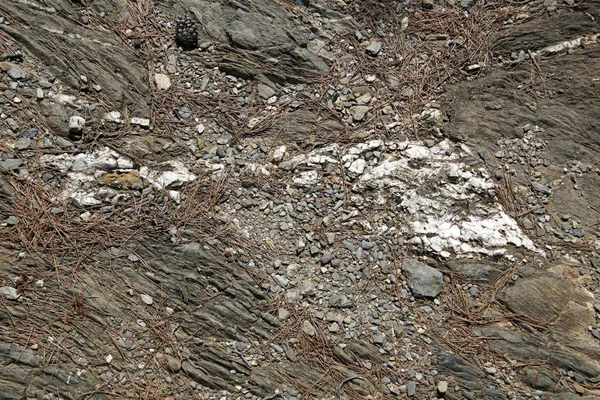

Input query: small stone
[321,251,333,265]
[373,333,385,345]
[402,258,444,297]
[351,106,371,122]
[0,159,23,170]
[329,322,340,332]
[140,294,153,305]
[532,182,551,195]
[361,240,375,250]
[36,88,44,100]
[257,83,276,100]
[407,380,416,397]
[437,381,448,394]
[0,286,19,300]
[69,116,85,134]
[1,62,25,80]
[167,356,181,373]
[130,117,151,128]
[6,216,20,226]
[14,137,31,150]
[302,320,316,336]
[573,383,585,395]
[485,366,497,374]
[278,308,290,321]
[271,146,286,163]
[348,159,366,174]
[325,232,336,245]
[522,218,534,230]
[366,42,382,57]
[177,107,191,119]
[274,275,289,287]
[154,73,171,90]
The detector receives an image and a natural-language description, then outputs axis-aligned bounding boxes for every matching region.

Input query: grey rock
[366,42,382,57]
[257,83,276,99]
[321,251,333,265]
[402,258,444,297]
[14,137,31,150]
[0,286,19,300]
[373,333,385,345]
[167,356,181,373]
[532,181,551,195]
[0,158,23,170]
[6,216,20,226]
[325,232,336,245]
[2,62,25,80]
[361,240,375,250]
[407,380,416,396]
[351,106,371,122]
[274,274,289,287]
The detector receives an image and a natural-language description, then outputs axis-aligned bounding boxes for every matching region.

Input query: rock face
[402,258,444,297]
[169,0,354,84]
[0,0,151,118]
[2,0,600,399]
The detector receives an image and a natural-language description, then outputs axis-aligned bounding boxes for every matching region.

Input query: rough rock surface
[1,0,600,399]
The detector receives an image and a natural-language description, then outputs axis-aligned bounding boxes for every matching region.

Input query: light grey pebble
[140,294,153,305]
[0,286,20,300]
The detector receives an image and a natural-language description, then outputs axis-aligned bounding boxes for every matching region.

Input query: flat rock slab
[498,274,594,333]
[444,3,600,238]
[170,0,356,83]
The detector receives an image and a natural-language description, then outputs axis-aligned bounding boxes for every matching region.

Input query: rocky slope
[1,0,600,399]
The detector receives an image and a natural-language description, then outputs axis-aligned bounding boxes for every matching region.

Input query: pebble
[437,381,448,394]
[321,251,333,265]
[0,159,23,170]
[131,117,151,128]
[277,308,290,321]
[0,286,19,300]
[167,356,181,373]
[140,294,153,305]
[6,216,20,225]
[532,181,551,195]
[69,116,85,134]
[351,106,371,121]
[366,42,382,56]
[302,320,316,336]
[154,73,171,90]
[1,62,25,80]
[373,332,385,345]
[407,380,416,397]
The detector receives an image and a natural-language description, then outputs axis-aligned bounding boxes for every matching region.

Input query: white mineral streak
[291,139,536,256]
[40,147,196,206]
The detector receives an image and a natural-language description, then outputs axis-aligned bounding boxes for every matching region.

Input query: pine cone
[175,13,198,50]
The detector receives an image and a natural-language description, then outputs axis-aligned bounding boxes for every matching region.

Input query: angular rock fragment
[402,258,444,297]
